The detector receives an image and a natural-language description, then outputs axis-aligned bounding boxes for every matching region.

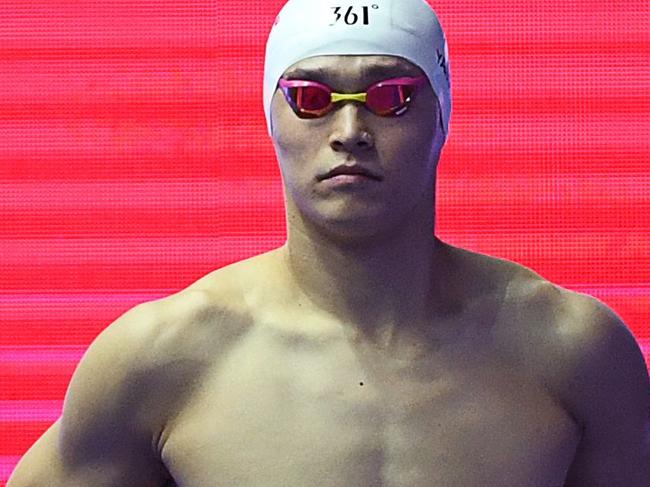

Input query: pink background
[1,0,648,483]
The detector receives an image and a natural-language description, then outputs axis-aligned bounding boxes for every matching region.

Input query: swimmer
[8,0,649,485]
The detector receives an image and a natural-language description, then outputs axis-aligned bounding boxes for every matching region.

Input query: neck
[278,201,461,345]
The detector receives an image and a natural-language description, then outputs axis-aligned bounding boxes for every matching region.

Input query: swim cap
[263,0,452,141]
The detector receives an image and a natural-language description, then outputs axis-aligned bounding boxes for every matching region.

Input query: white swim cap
[263,0,452,141]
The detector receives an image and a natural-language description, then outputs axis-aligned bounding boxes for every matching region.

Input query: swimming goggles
[278,76,428,118]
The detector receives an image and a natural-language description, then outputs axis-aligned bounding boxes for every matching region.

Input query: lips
[319,164,382,181]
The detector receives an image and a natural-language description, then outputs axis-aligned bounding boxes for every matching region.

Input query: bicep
[6,418,134,487]
[8,414,167,487]
[8,302,171,487]
[7,420,163,487]
[562,301,650,486]
[563,417,650,486]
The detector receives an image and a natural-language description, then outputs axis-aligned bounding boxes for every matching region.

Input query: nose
[328,104,374,153]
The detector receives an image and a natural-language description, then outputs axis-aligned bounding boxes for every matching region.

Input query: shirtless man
[8,0,650,486]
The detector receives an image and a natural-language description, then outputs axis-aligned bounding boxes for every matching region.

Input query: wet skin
[7,55,649,487]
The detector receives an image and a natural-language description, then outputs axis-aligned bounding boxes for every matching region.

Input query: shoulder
[498,262,648,394]
[62,262,256,451]
[132,248,285,376]
[426,244,645,402]
[78,259,253,376]
[7,266,255,485]
[468,251,649,422]
[502,263,647,387]
[493,263,650,484]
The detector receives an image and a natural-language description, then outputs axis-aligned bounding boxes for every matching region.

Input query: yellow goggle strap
[330,92,368,103]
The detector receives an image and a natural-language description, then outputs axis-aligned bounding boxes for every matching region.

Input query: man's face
[270,55,443,238]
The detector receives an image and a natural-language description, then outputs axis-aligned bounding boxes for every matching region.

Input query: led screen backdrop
[1,0,648,483]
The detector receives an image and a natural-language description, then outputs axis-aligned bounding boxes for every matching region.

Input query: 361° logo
[330,5,379,26]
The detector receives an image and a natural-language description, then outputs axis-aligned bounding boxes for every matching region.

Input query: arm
[7,301,171,487]
[562,300,650,487]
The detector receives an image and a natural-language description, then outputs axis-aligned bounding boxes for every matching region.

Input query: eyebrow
[282,63,418,81]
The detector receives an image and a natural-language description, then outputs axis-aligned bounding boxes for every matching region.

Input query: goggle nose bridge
[331,92,368,103]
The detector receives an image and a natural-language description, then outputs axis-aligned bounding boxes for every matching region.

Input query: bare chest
[160,326,580,487]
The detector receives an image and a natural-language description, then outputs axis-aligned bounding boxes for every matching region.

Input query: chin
[300,206,407,245]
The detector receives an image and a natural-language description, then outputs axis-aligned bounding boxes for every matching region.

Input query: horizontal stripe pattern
[1,0,649,485]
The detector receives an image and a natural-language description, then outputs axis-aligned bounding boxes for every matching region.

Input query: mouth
[318,164,383,182]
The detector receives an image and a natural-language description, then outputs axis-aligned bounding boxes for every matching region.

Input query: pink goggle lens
[367,82,417,115]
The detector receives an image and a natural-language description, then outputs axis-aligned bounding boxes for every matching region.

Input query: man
[8,0,649,485]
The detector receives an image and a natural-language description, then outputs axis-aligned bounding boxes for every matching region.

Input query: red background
[1,0,648,483]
